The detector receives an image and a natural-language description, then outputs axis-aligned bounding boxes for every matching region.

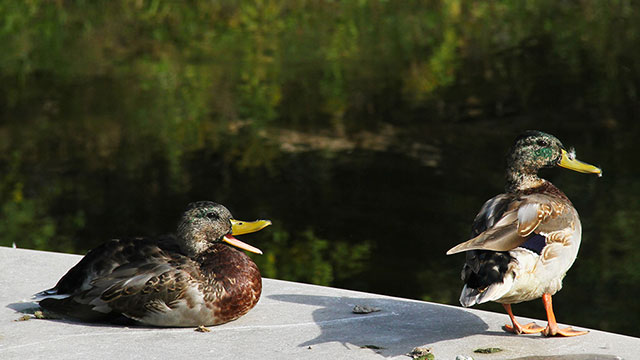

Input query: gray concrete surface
[0,246,635,359]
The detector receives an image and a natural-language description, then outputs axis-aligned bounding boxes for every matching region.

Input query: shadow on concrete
[269,293,488,357]
[7,301,40,314]
[7,301,142,328]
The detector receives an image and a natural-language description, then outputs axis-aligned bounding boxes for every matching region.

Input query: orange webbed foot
[502,303,545,335]
[540,293,589,337]
[504,322,545,335]
[542,324,589,337]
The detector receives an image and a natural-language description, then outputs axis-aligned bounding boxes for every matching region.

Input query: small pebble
[352,305,381,314]
[407,347,434,359]
[474,347,502,354]
[195,325,211,332]
[33,311,45,319]
[455,355,473,360]
[15,315,31,322]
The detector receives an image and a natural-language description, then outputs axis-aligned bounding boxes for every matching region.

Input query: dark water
[1,1,640,337]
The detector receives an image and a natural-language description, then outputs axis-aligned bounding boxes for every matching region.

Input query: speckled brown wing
[447,192,570,254]
[38,237,187,321]
[40,236,181,296]
[83,257,199,322]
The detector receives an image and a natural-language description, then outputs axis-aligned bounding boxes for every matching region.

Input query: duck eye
[205,212,218,220]
[536,139,549,147]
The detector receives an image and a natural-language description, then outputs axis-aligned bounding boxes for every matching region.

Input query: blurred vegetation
[1,0,639,336]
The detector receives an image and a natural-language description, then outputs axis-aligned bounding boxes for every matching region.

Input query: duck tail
[32,288,70,301]
[459,275,513,307]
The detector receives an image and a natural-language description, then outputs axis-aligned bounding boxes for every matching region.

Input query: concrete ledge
[0,246,635,359]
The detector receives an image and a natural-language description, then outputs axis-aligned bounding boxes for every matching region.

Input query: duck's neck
[505,169,546,192]
[176,219,215,257]
[177,233,211,258]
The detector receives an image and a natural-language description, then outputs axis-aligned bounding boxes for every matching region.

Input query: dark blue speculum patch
[520,233,546,254]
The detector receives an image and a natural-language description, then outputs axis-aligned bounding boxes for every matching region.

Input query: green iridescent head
[509,131,564,174]
[506,130,601,190]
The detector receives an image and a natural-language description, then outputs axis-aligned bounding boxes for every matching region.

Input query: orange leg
[502,303,544,335]
[541,293,588,337]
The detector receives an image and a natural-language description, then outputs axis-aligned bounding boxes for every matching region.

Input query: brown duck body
[37,201,269,327]
[39,239,261,327]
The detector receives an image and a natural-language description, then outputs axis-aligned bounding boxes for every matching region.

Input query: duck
[446,130,601,336]
[35,201,271,327]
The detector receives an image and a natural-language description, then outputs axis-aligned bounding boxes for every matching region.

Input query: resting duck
[36,201,271,327]
[447,131,601,336]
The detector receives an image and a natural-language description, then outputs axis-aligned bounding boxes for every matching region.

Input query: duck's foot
[542,324,589,337]
[540,293,589,337]
[503,322,545,335]
[502,303,545,335]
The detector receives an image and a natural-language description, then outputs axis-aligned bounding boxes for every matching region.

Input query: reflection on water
[1,0,640,338]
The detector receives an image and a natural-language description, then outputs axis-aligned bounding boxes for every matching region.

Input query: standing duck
[447,131,601,336]
[36,201,271,327]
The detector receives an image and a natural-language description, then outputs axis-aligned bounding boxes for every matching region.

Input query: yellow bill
[559,149,602,176]
[223,219,272,254]
[231,219,272,235]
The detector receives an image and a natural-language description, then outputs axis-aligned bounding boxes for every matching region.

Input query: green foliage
[3,0,638,131]
[0,194,56,250]
[254,225,371,286]
[0,154,56,249]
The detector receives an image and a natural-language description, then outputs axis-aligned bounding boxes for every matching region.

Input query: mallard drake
[35,201,271,327]
[447,131,601,336]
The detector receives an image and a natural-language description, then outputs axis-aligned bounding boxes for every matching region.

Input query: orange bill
[223,234,263,254]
